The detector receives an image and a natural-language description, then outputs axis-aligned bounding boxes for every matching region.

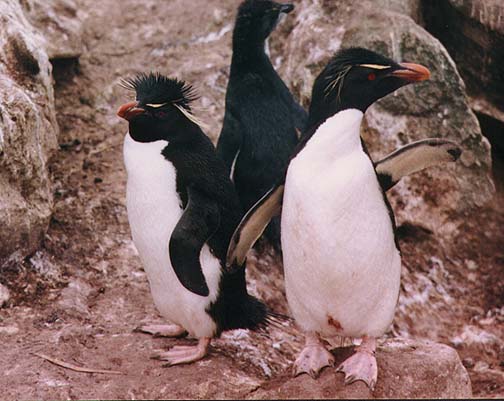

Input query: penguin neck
[302,109,364,161]
[231,33,271,68]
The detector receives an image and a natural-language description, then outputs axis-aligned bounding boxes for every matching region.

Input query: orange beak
[117,101,145,121]
[391,63,431,82]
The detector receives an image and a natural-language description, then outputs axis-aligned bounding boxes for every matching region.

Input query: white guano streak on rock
[195,24,232,44]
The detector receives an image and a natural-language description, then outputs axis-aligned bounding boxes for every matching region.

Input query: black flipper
[226,184,284,271]
[169,186,221,296]
[375,138,462,191]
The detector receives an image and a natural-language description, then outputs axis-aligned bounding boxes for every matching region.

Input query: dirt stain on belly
[327,315,343,332]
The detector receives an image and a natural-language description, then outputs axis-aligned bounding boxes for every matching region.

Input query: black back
[217,0,307,248]
[162,130,243,262]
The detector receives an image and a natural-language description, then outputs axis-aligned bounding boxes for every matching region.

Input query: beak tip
[281,3,295,13]
[394,62,431,82]
[117,101,142,121]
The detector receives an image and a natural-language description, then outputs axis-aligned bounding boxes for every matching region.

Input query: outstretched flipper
[226,184,284,270]
[375,138,462,191]
[170,186,221,296]
[226,138,462,271]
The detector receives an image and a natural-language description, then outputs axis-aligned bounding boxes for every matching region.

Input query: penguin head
[117,73,200,143]
[308,47,430,126]
[234,0,294,45]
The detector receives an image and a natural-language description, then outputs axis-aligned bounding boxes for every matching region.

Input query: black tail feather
[208,263,291,335]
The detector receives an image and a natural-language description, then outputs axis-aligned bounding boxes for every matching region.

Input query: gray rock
[320,0,423,23]
[58,279,93,316]
[278,0,422,104]
[20,0,84,60]
[0,1,58,262]
[344,12,494,212]
[449,0,504,34]
[423,0,504,110]
[278,8,494,230]
[249,339,472,399]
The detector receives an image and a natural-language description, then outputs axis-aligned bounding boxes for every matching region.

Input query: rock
[423,0,504,108]
[278,7,494,233]
[276,0,422,106]
[470,96,504,158]
[57,279,93,316]
[0,283,10,307]
[0,325,19,336]
[423,0,504,177]
[320,0,423,23]
[20,0,84,60]
[0,0,59,263]
[344,11,494,215]
[250,339,472,399]
[422,0,504,174]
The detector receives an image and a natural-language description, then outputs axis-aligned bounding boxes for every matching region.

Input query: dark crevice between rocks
[51,57,80,89]
[396,222,434,243]
[9,33,40,76]
[422,0,504,107]
[475,111,504,194]
[421,0,504,197]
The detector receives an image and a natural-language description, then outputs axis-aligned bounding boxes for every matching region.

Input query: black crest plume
[321,47,394,99]
[120,72,198,111]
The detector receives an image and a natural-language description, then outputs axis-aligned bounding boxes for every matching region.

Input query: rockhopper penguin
[216,0,307,249]
[118,73,275,365]
[226,48,462,389]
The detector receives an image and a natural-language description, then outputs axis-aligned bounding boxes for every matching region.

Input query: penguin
[117,72,275,365]
[226,48,462,389]
[216,0,307,250]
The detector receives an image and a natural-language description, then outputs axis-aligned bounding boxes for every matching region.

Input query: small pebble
[0,283,10,307]
[0,326,19,335]
[464,259,478,271]
[462,357,475,369]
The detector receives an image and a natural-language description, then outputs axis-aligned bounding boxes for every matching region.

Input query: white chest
[281,110,401,338]
[123,133,220,338]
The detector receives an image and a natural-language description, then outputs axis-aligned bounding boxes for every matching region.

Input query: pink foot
[135,324,187,337]
[151,337,210,366]
[293,332,335,379]
[337,336,378,390]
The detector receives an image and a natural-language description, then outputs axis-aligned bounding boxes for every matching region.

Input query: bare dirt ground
[0,0,502,399]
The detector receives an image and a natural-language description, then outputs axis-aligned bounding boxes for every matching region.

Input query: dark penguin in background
[217,0,307,250]
[117,73,275,365]
[227,48,462,389]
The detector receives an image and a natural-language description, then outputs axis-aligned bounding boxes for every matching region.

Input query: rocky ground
[0,0,503,399]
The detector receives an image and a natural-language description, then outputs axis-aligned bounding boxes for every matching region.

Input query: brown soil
[0,0,502,399]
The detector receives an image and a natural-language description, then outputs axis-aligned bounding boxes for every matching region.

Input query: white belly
[123,133,220,338]
[282,145,401,339]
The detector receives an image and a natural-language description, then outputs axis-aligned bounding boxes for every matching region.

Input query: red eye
[368,72,376,81]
